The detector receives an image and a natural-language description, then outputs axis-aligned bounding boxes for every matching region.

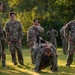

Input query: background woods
[1,0,75,46]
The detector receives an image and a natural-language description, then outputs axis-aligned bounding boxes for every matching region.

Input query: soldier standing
[64,20,75,66]
[0,2,7,68]
[5,12,24,65]
[34,45,58,72]
[60,25,68,54]
[47,27,58,49]
[27,19,44,64]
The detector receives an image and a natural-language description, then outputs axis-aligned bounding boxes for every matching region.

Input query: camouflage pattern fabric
[47,29,58,49]
[5,20,24,65]
[64,20,75,66]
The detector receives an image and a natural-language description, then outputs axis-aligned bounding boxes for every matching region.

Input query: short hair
[33,18,38,22]
[0,2,3,6]
[44,48,51,53]
[9,12,16,16]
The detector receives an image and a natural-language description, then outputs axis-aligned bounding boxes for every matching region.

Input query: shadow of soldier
[0,65,32,75]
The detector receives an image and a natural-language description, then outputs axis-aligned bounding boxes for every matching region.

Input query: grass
[0,48,75,75]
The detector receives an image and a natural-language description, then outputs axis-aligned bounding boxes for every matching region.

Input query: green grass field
[0,48,75,75]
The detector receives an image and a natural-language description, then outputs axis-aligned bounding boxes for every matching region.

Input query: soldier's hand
[8,41,11,45]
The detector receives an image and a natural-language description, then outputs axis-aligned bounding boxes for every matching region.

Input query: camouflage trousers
[66,42,75,66]
[9,41,24,64]
[62,38,68,54]
[50,38,57,49]
[31,48,39,64]
[0,40,6,66]
[34,53,58,72]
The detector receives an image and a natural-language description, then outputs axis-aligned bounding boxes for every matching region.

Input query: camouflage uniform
[27,25,44,64]
[47,29,58,49]
[0,11,6,67]
[34,45,58,72]
[0,12,2,58]
[5,20,24,65]
[60,26,68,54]
[1,30,6,67]
[64,20,75,66]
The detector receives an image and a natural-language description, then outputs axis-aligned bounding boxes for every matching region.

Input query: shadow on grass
[0,65,32,75]
[36,65,75,75]
[58,66,75,75]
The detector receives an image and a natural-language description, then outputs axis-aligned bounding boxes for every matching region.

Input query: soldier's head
[9,12,16,20]
[0,2,3,12]
[44,48,51,57]
[33,18,39,26]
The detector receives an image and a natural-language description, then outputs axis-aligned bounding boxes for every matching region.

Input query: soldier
[47,27,58,49]
[27,19,44,64]
[5,12,24,65]
[64,20,75,66]
[60,25,68,54]
[0,2,7,68]
[34,44,58,72]
[32,36,57,64]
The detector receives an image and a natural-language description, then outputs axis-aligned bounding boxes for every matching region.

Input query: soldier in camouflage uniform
[27,19,44,64]
[34,44,58,72]
[60,25,68,54]
[32,35,57,64]
[64,20,75,66]
[5,12,24,65]
[47,27,58,49]
[0,2,7,68]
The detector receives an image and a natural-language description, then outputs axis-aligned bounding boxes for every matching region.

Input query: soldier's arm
[3,30,6,39]
[60,27,64,38]
[64,21,71,40]
[27,27,33,47]
[0,14,3,38]
[51,50,58,71]
[4,23,10,41]
[54,29,58,37]
[37,25,44,33]
[49,43,56,53]
[18,21,23,42]
[47,31,50,37]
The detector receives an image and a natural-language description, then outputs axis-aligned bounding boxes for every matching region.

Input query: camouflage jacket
[64,20,75,43]
[0,12,3,40]
[5,20,23,42]
[27,25,44,48]
[35,46,57,70]
[60,26,65,37]
[47,29,58,39]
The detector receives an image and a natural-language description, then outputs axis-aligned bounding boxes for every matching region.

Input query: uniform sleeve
[18,21,23,42]
[4,23,10,41]
[0,13,3,38]
[60,27,63,37]
[64,22,71,40]
[27,28,34,47]
[51,50,58,70]
[37,25,44,34]
[3,30,6,39]
[5,23,9,32]
[47,31,50,37]
[54,29,58,37]
[50,43,56,53]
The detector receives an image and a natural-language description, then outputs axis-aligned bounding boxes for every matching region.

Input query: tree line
[1,0,75,46]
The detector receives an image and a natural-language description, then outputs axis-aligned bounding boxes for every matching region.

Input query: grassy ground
[0,48,75,75]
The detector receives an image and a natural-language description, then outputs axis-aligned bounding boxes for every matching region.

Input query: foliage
[1,0,75,46]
